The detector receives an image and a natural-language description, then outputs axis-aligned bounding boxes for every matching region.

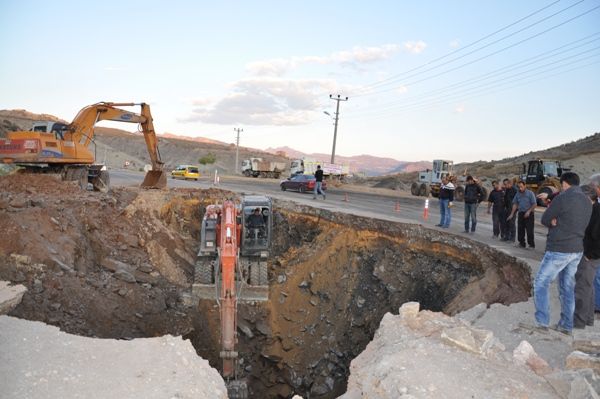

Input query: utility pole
[329,94,348,164]
[234,127,243,174]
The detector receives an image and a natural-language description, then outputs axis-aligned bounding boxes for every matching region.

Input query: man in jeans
[313,165,326,200]
[502,178,517,242]
[436,176,454,228]
[463,176,484,234]
[533,172,592,334]
[507,181,537,249]
[487,180,505,238]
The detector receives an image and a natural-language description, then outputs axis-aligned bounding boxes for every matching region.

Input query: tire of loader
[419,183,428,197]
[195,258,214,284]
[249,262,259,286]
[258,261,268,286]
[410,182,419,196]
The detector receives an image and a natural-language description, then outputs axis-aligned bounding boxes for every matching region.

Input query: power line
[353,0,596,98]
[352,0,564,94]
[350,54,600,121]
[350,32,600,117]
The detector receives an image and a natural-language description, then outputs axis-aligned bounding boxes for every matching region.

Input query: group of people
[435,172,600,334]
[534,172,600,334]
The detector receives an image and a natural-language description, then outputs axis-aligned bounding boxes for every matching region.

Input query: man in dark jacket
[463,176,484,234]
[574,183,600,328]
[502,178,517,242]
[313,165,326,200]
[487,180,505,238]
[533,172,592,334]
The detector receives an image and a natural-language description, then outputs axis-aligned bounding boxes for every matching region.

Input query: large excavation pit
[0,180,532,398]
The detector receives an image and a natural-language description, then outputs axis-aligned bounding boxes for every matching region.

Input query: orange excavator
[0,102,166,190]
[193,195,272,399]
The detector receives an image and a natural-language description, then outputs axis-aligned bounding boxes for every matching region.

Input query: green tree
[199,153,216,165]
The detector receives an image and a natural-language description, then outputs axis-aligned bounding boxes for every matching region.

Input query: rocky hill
[266,145,430,176]
[366,132,600,191]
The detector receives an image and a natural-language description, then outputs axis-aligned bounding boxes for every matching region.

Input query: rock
[356,296,366,308]
[572,331,600,354]
[569,374,600,399]
[237,320,254,338]
[30,199,45,208]
[138,263,153,273]
[118,288,128,296]
[113,270,136,283]
[50,216,60,226]
[51,257,74,273]
[298,280,310,288]
[119,244,128,251]
[10,253,31,266]
[456,302,488,324]
[399,301,420,318]
[32,279,44,294]
[255,320,272,336]
[441,326,494,356]
[566,351,600,373]
[135,312,143,319]
[310,381,332,396]
[0,316,228,398]
[513,340,552,376]
[277,274,287,284]
[545,369,600,399]
[9,198,29,208]
[325,376,335,391]
[0,281,27,314]
[49,302,61,311]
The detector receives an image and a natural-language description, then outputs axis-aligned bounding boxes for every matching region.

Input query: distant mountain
[265,146,430,176]
[160,132,228,146]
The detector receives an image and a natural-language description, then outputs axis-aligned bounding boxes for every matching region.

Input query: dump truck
[0,102,167,190]
[241,157,285,178]
[289,158,350,177]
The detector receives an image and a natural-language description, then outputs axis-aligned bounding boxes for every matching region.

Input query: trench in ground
[2,192,532,399]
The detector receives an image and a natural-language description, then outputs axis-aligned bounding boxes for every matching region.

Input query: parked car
[280,174,327,193]
[171,165,200,181]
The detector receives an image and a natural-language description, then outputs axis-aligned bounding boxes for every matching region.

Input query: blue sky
[1,0,599,162]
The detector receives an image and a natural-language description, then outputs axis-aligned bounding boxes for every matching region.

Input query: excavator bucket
[140,170,167,189]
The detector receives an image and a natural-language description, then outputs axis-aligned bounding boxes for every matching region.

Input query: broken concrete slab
[0,315,227,399]
[441,325,495,356]
[572,330,600,354]
[341,305,559,399]
[0,281,27,315]
[566,351,600,373]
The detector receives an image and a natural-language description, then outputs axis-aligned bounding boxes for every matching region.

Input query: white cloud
[403,41,427,54]
[455,104,465,113]
[396,85,408,94]
[449,39,460,48]
[180,78,339,126]
[245,43,424,77]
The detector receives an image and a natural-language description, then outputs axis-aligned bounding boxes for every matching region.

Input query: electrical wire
[352,0,565,94]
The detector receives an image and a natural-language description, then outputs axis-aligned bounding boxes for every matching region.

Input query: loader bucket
[141,170,167,189]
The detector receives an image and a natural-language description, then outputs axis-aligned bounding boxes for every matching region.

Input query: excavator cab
[192,195,271,302]
[241,196,272,256]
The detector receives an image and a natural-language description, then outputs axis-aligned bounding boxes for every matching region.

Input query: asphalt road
[111,168,546,266]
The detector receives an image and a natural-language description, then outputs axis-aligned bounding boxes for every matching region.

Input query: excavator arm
[68,102,166,188]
